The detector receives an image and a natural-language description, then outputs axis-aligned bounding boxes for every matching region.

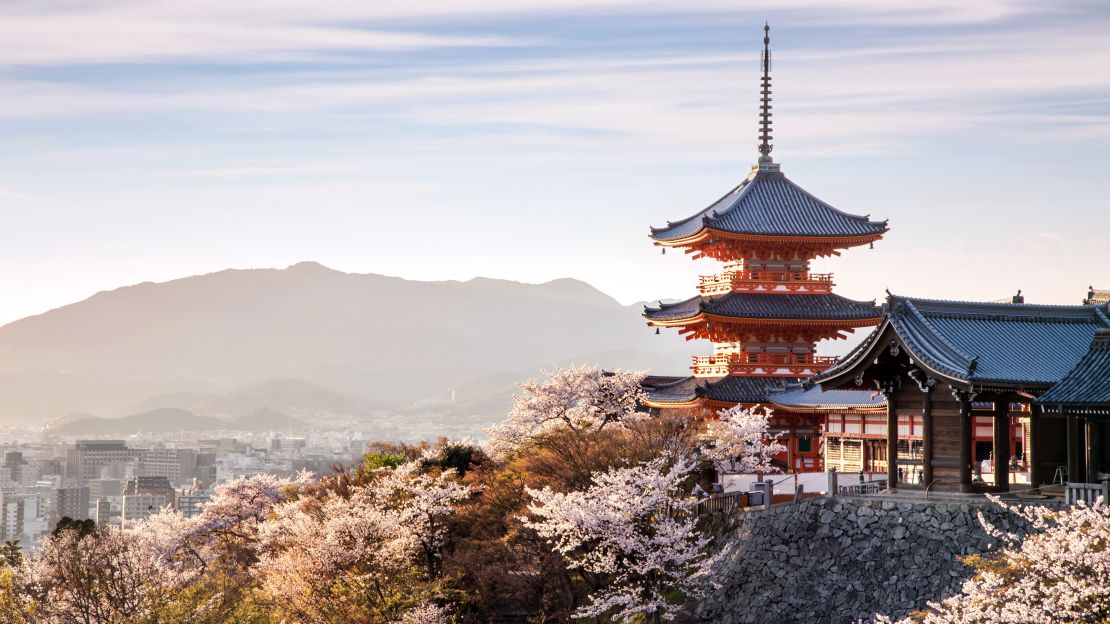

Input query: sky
[1,0,1109,329]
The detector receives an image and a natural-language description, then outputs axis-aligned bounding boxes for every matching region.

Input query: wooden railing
[838,479,887,496]
[698,270,834,295]
[691,353,838,377]
[1064,482,1110,506]
[689,490,749,516]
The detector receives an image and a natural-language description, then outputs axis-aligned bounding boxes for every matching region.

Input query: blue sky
[1,0,1109,332]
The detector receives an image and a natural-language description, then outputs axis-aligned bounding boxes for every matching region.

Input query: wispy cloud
[1,0,1109,325]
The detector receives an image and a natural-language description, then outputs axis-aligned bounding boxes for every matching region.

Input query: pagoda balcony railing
[692,353,839,377]
[698,270,834,295]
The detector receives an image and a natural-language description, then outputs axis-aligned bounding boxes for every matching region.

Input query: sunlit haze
[2,0,1109,328]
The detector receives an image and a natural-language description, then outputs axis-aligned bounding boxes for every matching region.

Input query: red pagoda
[642,26,888,472]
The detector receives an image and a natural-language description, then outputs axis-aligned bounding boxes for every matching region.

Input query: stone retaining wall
[697,496,1034,624]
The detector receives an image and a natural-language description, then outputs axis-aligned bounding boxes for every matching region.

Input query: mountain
[0,263,694,425]
[47,406,309,436]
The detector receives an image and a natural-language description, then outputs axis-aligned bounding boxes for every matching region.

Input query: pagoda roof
[649,166,888,243]
[1036,329,1110,414]
[644,292,880,324]
[643,375,884,411]
[815,295,1110,389]
[644,375,797,405]
[767,384,886,411]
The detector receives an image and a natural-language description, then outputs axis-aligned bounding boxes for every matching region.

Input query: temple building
[1036,328,1110,484]
[814,295,1110,492]
[641,25,887,472]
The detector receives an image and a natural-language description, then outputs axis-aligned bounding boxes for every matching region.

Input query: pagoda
[642,26,888,471]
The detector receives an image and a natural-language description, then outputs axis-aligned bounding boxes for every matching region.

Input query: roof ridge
[648,172,755,235]
[898,298,977,372]
[778,173,888,226]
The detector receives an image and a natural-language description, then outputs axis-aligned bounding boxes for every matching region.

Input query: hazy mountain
[0,263,694,425]
[48,406,309,436]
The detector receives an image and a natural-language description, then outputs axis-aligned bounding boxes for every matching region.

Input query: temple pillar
[922,390,933,487]
[957,390,972,492]
[1067,414,1082,484]
[1087,418,1103,484]
[1028,404,1042,488]
[884,383,898,489]
[993,398,1010,492]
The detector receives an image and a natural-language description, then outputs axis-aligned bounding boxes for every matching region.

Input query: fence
[837,478,887,496]
[690,490,748,516]
[1064,481,1110,506]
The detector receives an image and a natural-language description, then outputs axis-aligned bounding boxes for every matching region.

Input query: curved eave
[815,320,968,390]
[646,313,881,328]
[770,404,886,415]
[650,226,887,249]
[643,397,704,409]
[815,321,1059,392]
[1038,403,1110,416]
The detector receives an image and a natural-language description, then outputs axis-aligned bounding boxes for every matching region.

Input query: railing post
[827,469,838,496]
[765,479,774,510]
[1102,481,1109,506]
[794,484,804,503]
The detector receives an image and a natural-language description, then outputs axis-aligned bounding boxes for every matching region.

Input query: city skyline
[3,1,1110,326]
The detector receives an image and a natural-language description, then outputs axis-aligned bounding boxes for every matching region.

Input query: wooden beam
[884,383,898,489]
[1029,404,1042,489]
[1087,418,1102,484]
[958,390,973,493]
[993,398,1010,492]
[1067,414,1082,484]
[922,390,933,488]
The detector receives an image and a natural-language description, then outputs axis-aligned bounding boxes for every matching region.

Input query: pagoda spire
[757,23,774,165]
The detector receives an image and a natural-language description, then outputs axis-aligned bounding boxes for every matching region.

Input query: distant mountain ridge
[49,406,309,436]
[0,263,694,427]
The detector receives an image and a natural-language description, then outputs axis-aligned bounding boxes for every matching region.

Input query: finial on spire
[758,23,773,163]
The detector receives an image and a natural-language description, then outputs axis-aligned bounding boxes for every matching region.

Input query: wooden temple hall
[815,297,1110,492]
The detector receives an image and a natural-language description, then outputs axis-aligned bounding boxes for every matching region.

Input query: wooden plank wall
[892,384,964,485]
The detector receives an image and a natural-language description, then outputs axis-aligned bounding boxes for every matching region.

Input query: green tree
[0,541,21,568]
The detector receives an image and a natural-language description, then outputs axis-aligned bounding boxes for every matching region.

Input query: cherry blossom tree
[702,405,786,474]
[21,524,180,624]
[876,496,1110,624]
[134,471,312,578]
[255,460,471,623]
[524,455,723,623]
[397,602,452,624]
[483,365,647,460]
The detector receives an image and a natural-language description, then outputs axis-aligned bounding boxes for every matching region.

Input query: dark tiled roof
[643,375,797,405]
[643,376,705,404]
[768,385,886,410]
[650,168,888,242]
[703,376,796,403]
[1037,329,1110,410]
[644,292,880,323]
[815,296,1110,387]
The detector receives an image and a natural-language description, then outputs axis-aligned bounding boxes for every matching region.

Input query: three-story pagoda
[643,27,888,469]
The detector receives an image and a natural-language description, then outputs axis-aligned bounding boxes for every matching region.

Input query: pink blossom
[525,455,723,621]
[483,364,647,459]
[702,405,786,474]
